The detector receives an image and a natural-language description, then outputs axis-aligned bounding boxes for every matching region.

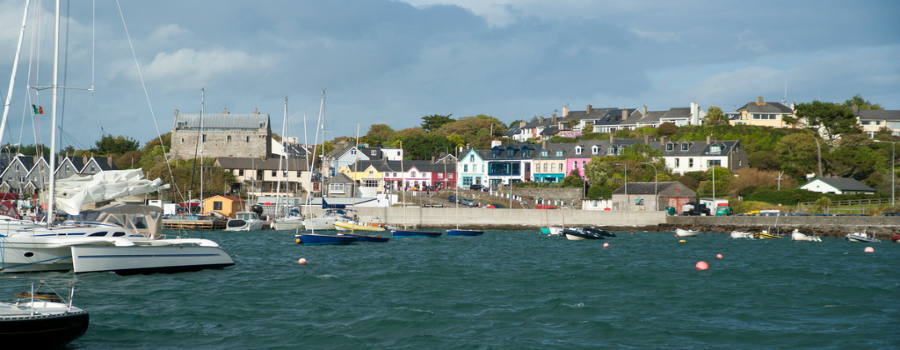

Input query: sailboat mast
[400,140,406,229]
[276,97,287,217]
[0,0,31,147]
[47,0,61,226]
[199,88,205,213]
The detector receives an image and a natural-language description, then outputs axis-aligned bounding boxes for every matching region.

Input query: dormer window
[666,143,673,151]
[371,150,377,156]
[616,146,624,156]
[710,143,721,154]
[492,147,501,158]
[606,146,616,156]
[541,150,548,157]
[555,151,563,157]
[591,146,599,155]
[505,147,514,158]
[575,146,582,155]
[681,143,689,151]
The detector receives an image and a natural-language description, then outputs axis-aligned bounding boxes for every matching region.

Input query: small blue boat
[391,230,442,238]
[338,232,390,243]
[295,233,358,245]
[446,229,484,236]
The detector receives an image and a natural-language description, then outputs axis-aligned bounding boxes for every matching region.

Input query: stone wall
[665,215,900,239]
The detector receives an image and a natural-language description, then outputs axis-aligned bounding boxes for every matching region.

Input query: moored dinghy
[447,229,484,236]
[392,230,442,238]
[562,228,604,240]
[295,233,358,245]
[730,231,753,239]
[791,229,822,242]
[846,229,880,243]
[676,228,700,237]
[583,226,616,238]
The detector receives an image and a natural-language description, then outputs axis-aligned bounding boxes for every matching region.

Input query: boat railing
[1,276,80,311]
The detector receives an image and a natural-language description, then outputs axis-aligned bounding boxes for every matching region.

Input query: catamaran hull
[71,246,235,275]
[0,245,74,273]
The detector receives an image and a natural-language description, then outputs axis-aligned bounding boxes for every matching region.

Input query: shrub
[588,185,612,199]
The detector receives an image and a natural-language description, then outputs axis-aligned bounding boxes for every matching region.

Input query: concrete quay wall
[348,207,900,239]
[351,207,666,230]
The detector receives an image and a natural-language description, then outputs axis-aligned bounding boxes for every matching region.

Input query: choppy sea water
[57,230,898,349]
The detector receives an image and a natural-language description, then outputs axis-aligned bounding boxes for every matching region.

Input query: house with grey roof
[611,181,696,212]
[170,108,272,160]
[215,156,309,199]
[798,177,876,195]
[484,143,539,187]
[853,105,900,138]
[729,96,795,128]
[656,135,748,175]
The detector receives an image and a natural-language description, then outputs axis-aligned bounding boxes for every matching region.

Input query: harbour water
[61,230,897,349]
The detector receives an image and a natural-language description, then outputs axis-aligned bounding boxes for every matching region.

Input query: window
[555,151,563,157]
[368,171,374,177]
[543,163,548,172]
[462,176,473,186]
[329,183,345,194]
[541,151,548,156]
[438,173,443,179]
[246,136,250,142]
[681,143,689,151]
[675,158,680,167]
[708,160,722,167]
[464,165,468,172]
[350,149,357,155]
[710,144,721,154]
[616,147,624,156]
[202,134,206,142]
[371,150,376,156]
[181,138,184,143]
[238,169,244,176]
[470,155,474,162]
[363,179,378,187]
[666,143,673,151]
[575,146,582,155]
[411,172,417,178]
[607,146,616,155]
[592,146,599,154]
[227,135,232,142]
[688,158,694,167]
[213,201,223,210]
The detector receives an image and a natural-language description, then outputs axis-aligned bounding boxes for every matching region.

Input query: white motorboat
[0,277,89,348]
[676,228,700,237]
[225,211,265,231]
[791,229,822,242]
[730,231,753,239]
[846,230,880,243]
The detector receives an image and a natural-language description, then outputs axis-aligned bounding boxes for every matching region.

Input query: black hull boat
[562,228,605,240]
[0,277,89,349]
[337,232,391,243]
[583,226,616,238]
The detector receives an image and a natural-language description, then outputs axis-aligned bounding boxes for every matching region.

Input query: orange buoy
[295,238,301,244]
[716,254,723,259]
[864,247,874,253]
[630,231,634,234]
[695,261,708,270]
[679,239,686,243]
[603,243,610,248]
[298,258,307,264]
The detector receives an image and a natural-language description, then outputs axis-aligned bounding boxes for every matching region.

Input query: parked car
[487,203,505,209]
[447,195,457,203]
[469,184,484,191]
[878,212,900,216]
[460,198,477,207]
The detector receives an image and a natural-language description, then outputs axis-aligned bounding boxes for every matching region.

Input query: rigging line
[114,0,185,202]
[59,0,72,152]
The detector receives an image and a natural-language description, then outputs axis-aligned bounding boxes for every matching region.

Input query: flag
[32,105,38,114]
[39,106,44,114]
[31,105,44,114]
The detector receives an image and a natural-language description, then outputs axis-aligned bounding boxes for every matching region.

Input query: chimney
[542,140,548,150]
[586,104,592,115]
[174,109,179,116]
[83,156,88,165]
[609,134,617,144]
[539,116,545,123]
[519,121,526,127]
[642,106,647,117]
[756,96,764,106]
[852,104,859,115]
[253,108,260,115]
[562,106,569,117]
[551,113,557,125]
[644,134,651,144]
[223,108,230,114]
[690,102,699,125]
[706,134,714,143]
[621,109,628,120]
[661,136,668,146]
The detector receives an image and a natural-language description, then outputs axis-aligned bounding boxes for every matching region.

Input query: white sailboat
[271,97,305,231]
[446,146,483,237]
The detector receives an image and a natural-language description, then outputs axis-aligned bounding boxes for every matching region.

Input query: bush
[658,122,678,136]
[588,185,612,199]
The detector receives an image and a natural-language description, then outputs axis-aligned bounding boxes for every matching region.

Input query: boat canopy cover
[54,169,166,215]
[321,199,346,209]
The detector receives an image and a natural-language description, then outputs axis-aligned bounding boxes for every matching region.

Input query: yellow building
[340,161,386,195]
[729,96,796,128]
[203,195,245,218]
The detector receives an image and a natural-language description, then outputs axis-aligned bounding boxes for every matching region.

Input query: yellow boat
[334,221,386,232]
[754,230,782,239]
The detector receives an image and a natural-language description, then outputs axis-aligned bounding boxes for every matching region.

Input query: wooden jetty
[163,218,226,230]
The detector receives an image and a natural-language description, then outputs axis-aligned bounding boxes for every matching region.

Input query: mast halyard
[47,0,61,227]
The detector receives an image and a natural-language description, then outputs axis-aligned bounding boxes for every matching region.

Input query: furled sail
[54,169,167,215]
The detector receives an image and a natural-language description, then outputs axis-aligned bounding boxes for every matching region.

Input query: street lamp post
[874,140,896,207]
[642,162,658,211]
[616,163,627,211]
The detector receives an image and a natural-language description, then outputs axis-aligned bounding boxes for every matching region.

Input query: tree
[843,94,883,110]
[561,168,585,188]
[795,100,859,141]
[582,124,594,133]
[658,122,678,136]
[703,106,727,125]
[446,134,466,149]
[365,124,394,143]
[508,119,524,129]
[775,132,820,178]
[587,184,612,199]
[92,135,140,155]
[421,114,454,132]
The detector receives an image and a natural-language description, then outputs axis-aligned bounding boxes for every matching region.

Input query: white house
[798,177,876,195]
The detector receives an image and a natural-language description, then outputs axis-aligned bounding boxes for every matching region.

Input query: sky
[1,0,898,150]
